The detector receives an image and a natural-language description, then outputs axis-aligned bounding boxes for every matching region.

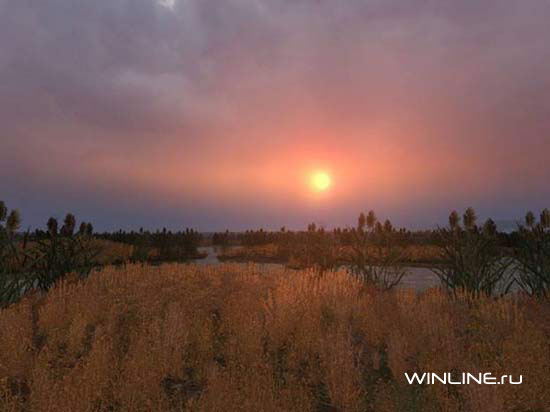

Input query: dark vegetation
[214,207,550,297]
[1,203,100,306]
[431,208,512,297]
[98,227,204,263]
[0,200,203,307]
[2,196,550,306]
[348,211,408,290]
[513,209,550,298]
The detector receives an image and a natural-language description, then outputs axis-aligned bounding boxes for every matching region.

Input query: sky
[1,0,550,231]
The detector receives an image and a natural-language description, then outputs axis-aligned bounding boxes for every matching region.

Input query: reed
[1,263,548,411]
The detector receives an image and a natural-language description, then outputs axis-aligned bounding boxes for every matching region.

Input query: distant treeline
[211,220,520,249]
[213,208,550,298]
[97,228,203,262]
[2,197,550,305]
[23,216,205,263]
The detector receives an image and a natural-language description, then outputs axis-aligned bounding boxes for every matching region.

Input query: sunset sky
[2,0,550,231]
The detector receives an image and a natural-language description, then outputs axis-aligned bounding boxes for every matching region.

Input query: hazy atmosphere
[2,3,550,410]
[2,0,550,230]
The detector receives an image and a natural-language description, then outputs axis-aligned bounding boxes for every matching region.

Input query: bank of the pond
[194,246,441,291]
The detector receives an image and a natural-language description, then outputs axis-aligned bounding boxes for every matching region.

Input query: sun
[311,171,332,192]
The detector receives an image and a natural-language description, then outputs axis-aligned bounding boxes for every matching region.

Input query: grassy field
[1,263,549,411]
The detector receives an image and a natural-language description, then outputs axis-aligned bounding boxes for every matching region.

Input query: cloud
[158,0,176,10]
[1,0,550,229]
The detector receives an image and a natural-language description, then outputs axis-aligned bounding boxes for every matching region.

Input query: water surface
[194,246,440,291]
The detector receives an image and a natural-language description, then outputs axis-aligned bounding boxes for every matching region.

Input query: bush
[285,224,340,275]
[98,228,203,262]
[431,209,512,297]
[513,209,550,298]
[1,202,101,306]
[348,211,407,290]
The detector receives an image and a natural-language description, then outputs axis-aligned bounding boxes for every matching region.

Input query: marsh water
[193,246,440,291]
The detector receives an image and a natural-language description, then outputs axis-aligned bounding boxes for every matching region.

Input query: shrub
[431,209,512,297]
[348,211,407,290]
[513,210,550,298]
[0,203,101,306]
[290,224,340,275]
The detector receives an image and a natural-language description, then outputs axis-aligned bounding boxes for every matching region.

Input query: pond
[193,246,441,291]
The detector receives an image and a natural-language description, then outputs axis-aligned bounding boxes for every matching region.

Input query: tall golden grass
[220,243,444,266]
[217,244,280,261]
[1,264,549,411]
[5,239,134,272]
[90,239,135,265]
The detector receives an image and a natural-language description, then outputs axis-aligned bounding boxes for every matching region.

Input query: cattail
[6,210,21,234]
[61,213,76,236]
[525,211,535,227]
[383,219,393,233]
[483,218,497,236]
[449,210,460,230]
[463,207,477,231]
[47,217,58,236]
[79,222,88,235]
[366,210,377,229]
[358,212,366,231]
[0,200,6,222]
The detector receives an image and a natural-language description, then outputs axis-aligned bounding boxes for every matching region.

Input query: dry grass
[91,239,135,265]
[219,243,444,266]
[6,239,134,270]
[339,244,443,265]
[1,263,549,411]
[217,244,280,262]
